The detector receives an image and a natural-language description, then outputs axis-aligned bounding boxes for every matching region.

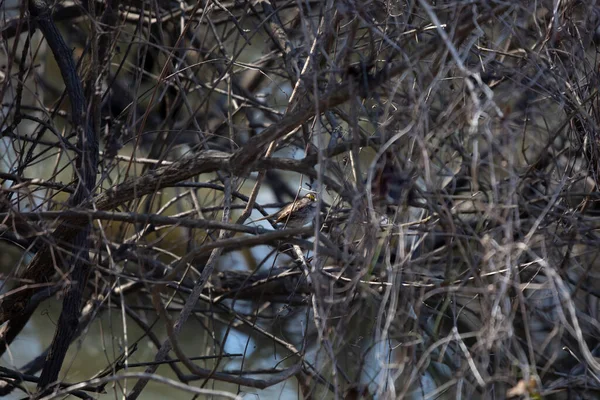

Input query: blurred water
[0,293,305,399]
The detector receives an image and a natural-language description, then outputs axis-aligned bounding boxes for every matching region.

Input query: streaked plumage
[251,193,317,228]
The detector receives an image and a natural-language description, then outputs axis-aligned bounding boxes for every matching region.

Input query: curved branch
[28,0,98,390]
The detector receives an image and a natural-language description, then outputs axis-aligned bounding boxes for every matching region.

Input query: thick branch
[28,0,99,390]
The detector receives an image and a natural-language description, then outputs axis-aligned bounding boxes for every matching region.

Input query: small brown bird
[370,151,416,208]
[250,193,317,228]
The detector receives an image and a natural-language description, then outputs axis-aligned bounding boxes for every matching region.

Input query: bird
[370,151,416,208]
[250,193,317,228]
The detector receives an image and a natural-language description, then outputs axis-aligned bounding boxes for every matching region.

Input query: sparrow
[250,193,317,228]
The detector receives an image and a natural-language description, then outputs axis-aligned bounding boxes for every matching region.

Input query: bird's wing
[274,199,309,223]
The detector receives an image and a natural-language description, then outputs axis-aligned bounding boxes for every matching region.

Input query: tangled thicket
[1,0,600,398]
